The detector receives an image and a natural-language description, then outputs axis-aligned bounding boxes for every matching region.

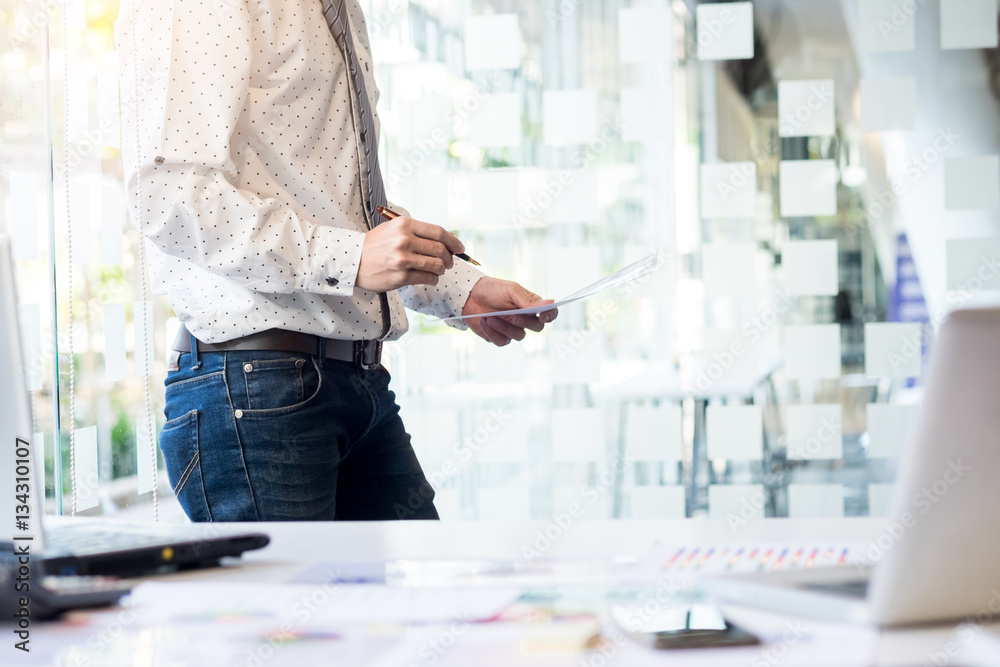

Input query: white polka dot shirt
[114,0,482,343]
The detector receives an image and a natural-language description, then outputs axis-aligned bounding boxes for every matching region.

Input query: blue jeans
[159,340,438,521]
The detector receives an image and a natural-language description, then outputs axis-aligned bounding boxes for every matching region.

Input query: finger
[398,270,441,287]
[397,253,447,276]
[410,220,466,255]
[481,319,511,347]
[487,316,526,342]
[407,237,453,270]
[470,320,492,344]
[504,314,544,333]
[539,308,559,324]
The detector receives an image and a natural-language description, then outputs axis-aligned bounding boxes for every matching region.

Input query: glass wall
[2,0,997,522]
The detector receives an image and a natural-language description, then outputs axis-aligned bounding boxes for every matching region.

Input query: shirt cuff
[306,225,366,296]
[440,260,485,331]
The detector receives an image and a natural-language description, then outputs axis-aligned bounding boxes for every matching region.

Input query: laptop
[701,306,1000,626]
[0,234,269,580]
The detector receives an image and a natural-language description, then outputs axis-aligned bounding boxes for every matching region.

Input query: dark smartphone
[624,603,761,650]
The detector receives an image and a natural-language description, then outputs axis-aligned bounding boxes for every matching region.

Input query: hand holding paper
[462,277,557,346]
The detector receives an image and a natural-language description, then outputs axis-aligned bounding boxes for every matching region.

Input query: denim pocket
[240,356,323,416]
[159,410,212,522]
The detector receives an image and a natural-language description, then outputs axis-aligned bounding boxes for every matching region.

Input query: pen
[376,205,482,266]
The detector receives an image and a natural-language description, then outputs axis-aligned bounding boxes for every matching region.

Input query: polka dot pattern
[115,0,482,342]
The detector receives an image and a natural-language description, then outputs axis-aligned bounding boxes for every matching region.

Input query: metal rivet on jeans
[243,363,253,372]
[295,359,305,368]
[234,409,244,419]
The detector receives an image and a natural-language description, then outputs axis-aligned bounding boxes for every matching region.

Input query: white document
[441,252,661,321]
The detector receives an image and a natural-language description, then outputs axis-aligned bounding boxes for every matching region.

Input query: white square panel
[464,15,521,70]
[74,426,100,511]
[785,324,842,380]
[859,0,916,52]
[468,93,522,148]
[7,171,39,260]
[618,8,673,62]
[786,404,843,460]
[550,331,603,385]
[702,242,756,297]
[630,486,686,519]
[696,2,755,61]
[469,170,520,227]
[865,322,922,378]
[706,405,763,461]
[475,409,530,464]
[700,162,757,219]
[708,484,765,520]
[472,343,527,383]
[136,416,156,495]
[17,304,42,391]
[547,246,601,300]
[784,240,838,296]
[477,488,531,520]
[626,405,683,461]
[946,238,1000,291]
[779,160,838,217]
[545,169,599,224]
[868,483,897,517]
[551,408,604,463]
[867,404,920,458]
[621,88,672,142]
[554,486,610,520]
[778,80,835,137]
[703,328,760,384]
[944,156,1000,210]
[543,90,599,146]
[941,0,998,49]
[788,484,844,519]
[861,77,916,132]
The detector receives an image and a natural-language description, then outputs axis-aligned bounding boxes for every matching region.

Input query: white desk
[11,519,1000,666]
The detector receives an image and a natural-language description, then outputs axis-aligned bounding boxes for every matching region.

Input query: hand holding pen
[377,206,481,266]
[354,207,471,293]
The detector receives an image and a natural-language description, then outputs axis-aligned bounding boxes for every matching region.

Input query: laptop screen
[0,235,46,553]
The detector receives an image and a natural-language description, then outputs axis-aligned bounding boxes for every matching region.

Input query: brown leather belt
[171,325,382,370]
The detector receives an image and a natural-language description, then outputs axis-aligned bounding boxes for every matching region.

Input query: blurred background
[1,0,998,522]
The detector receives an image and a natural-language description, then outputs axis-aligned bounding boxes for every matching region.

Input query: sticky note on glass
[74,426,100,511]
[704,328,760,383]
[469,93,522,148]
[859,0,916,52]
[8,171,39,260]
[868,484,896,517]
[778,80,835,137]
[545,169,599,224]
[785,324,842,379]
[702,242,756,297]
[618,7,673,62]
[944,156,1000,210]
[621,88,672,142]
[469,170,520,227]
[786,404,843,460]
[780,160,838,217]
[941,0,999,49]
[708,484,765,520]
[696,2,754,61]
[631,486,686,519]
[788,484,844,519]
[707,405,762,460]
[946,238,1000,291]
[867,404,919,457]
[865,322,922,378]
[17,304,42,391]
[701,162,757,219]
[626,405,683,461]
[464,14,521,70]
[543,90,599,146]
[552,408,605,463]
[861,77,916,132]
[784,240,838,297]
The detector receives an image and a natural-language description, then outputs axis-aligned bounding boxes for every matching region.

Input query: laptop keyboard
[44,525,185,557]
[802,580,869,599]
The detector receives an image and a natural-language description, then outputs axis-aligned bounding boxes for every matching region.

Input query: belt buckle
[354,340,382,370]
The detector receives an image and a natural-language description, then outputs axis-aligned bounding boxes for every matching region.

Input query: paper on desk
[127,582,522,625]
[440,252,661,321]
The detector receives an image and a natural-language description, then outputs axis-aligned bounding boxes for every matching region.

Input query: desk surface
[12,519,1000,667]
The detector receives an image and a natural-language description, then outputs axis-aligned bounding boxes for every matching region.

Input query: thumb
[510,283,550,308]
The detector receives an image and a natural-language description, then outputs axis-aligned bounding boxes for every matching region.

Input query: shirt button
[154,156,164,165]
[243,363,253,373]
[234,409,244,419]
[326,277,339,286]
